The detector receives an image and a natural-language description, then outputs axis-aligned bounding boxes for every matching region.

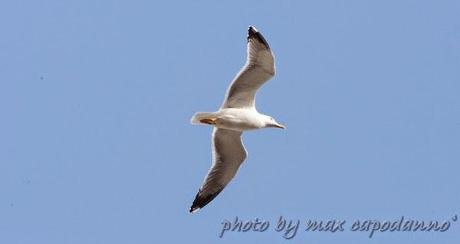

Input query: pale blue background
[1,0,459,243]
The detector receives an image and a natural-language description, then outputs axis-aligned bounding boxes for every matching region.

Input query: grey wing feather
[190,128,247,212]
[221,26,275,109]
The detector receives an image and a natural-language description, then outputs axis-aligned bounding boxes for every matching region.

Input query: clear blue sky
[1,0,459,243]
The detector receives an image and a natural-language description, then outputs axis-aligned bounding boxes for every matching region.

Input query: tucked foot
[200,118,217,125]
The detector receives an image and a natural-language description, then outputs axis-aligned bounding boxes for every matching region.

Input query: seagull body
[191,108,279,131]
[190,26,284,213]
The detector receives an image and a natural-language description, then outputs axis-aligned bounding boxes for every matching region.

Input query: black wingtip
[247,26,270,48]
[189,206,198,213]
[189,189,223,213]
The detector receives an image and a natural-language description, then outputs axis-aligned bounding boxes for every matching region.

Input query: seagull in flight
[190,26,285,213]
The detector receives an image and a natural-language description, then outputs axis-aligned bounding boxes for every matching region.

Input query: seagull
[189,26,285,213]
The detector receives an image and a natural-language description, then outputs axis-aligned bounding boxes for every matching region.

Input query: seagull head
[263,115,286,129]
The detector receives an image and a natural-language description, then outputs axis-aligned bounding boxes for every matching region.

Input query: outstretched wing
[221,26,275,109]
[190,128,247,213]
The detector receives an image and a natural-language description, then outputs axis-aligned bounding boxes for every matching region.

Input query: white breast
[215,108,265,131]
